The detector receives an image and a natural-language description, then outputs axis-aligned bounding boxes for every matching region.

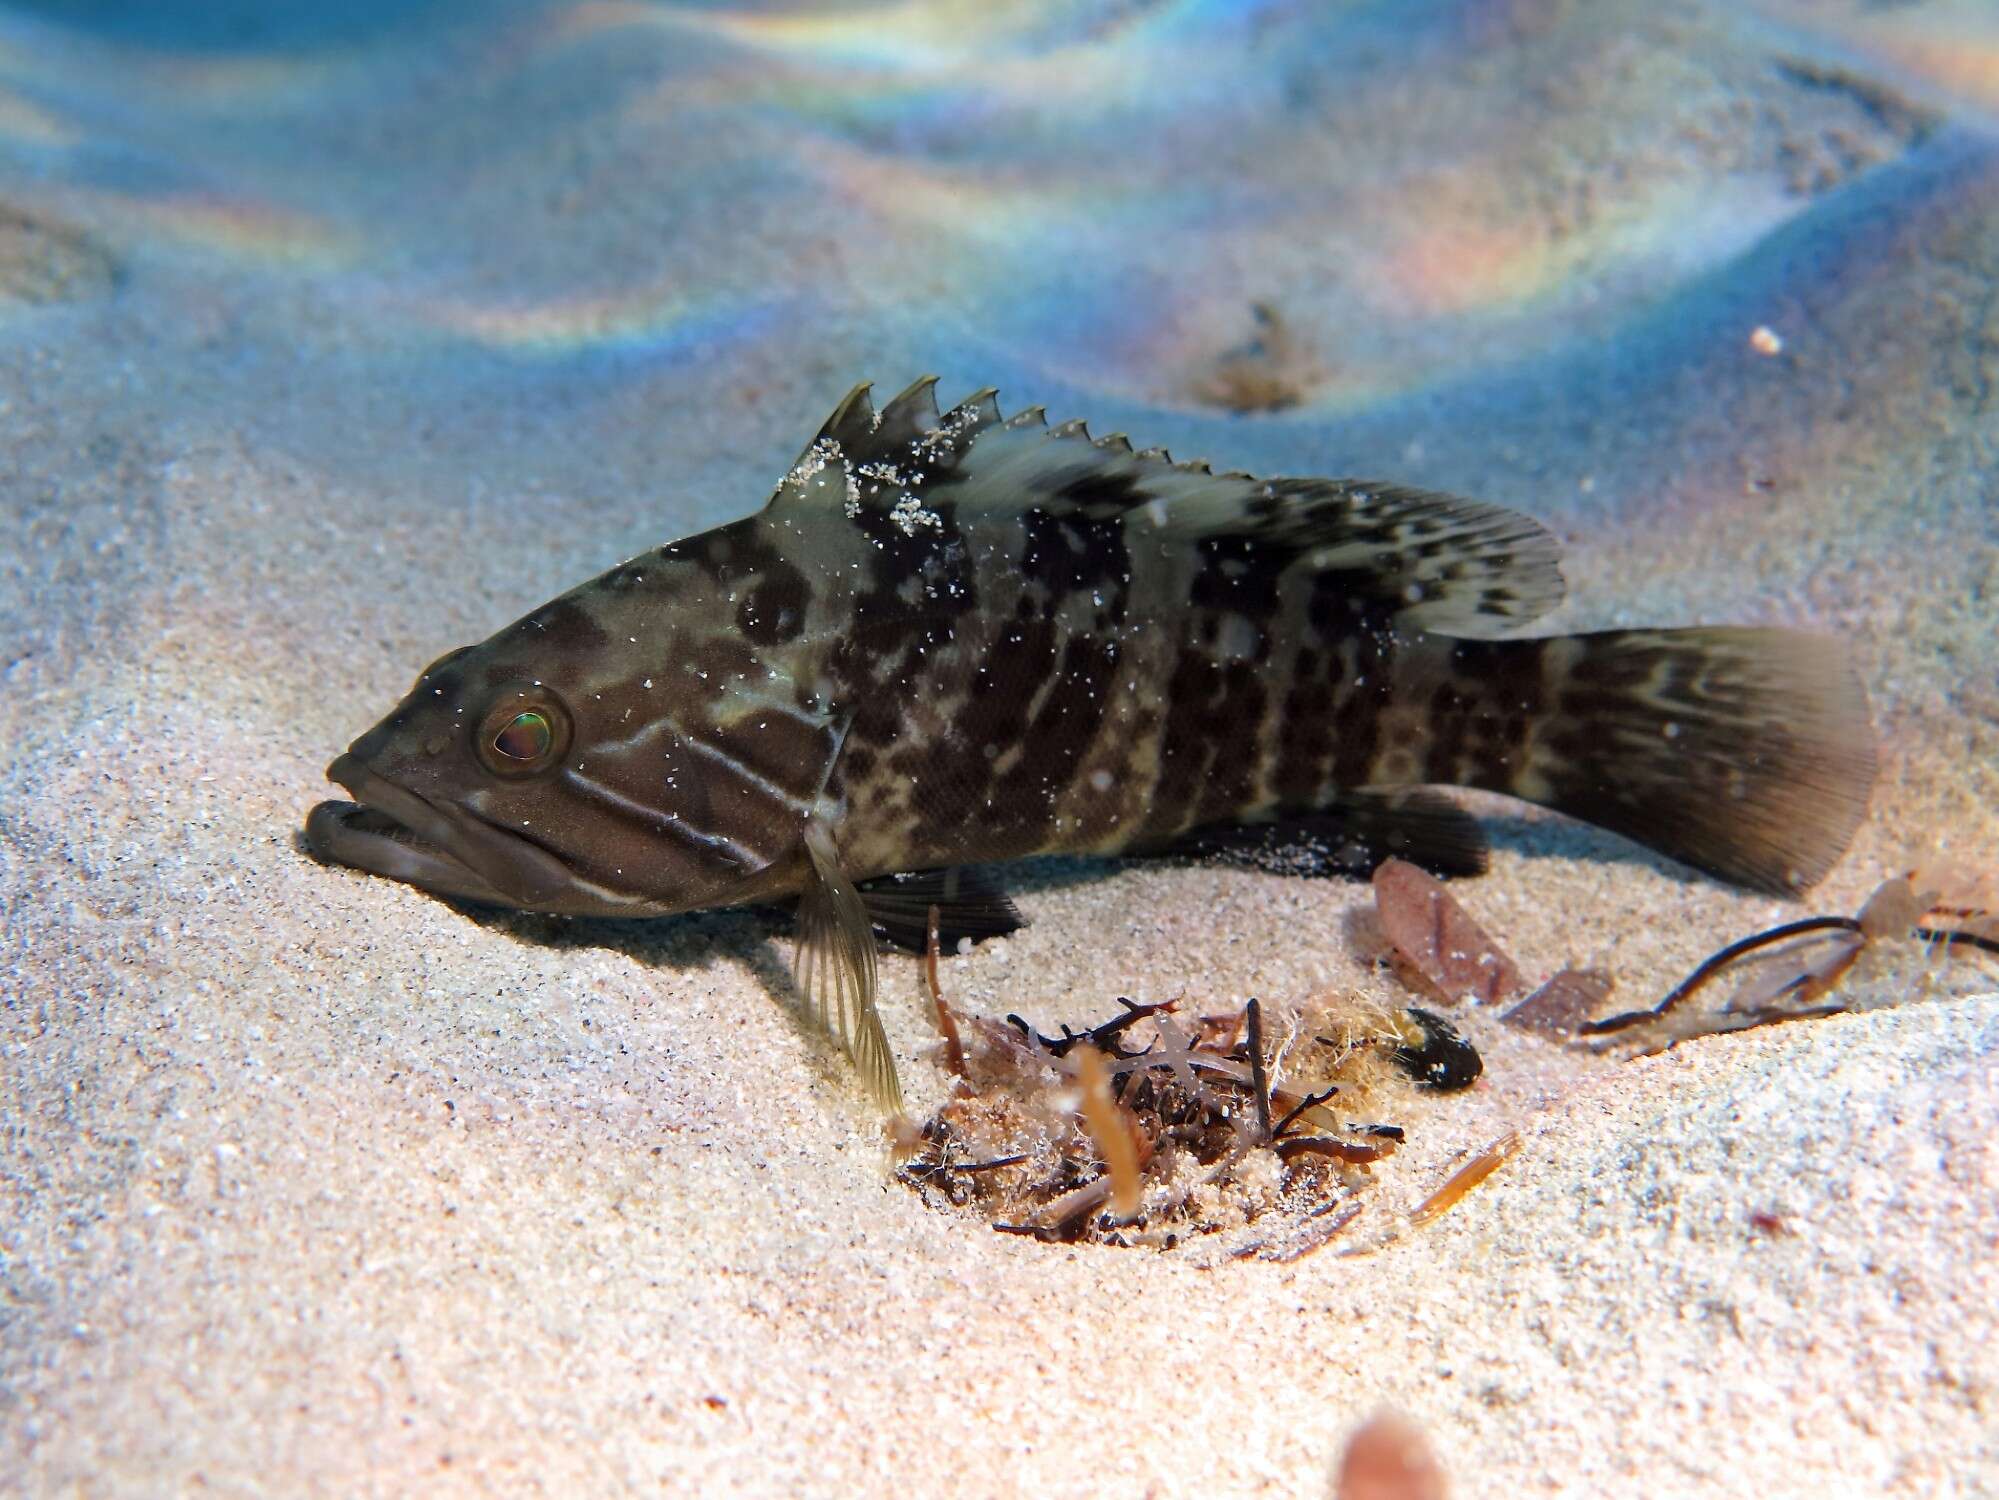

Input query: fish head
[305,559,831,917]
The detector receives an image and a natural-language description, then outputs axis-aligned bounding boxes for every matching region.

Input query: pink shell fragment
[1503,967,1614,1037]
[1372,857,1523,1005]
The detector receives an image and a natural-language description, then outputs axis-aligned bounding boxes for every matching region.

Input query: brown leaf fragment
[1335,1411,1449,1500]
[1503,967,1613,1038]
[1275,1136,1385,1164]
[1372,858,1522,1005]
[1003,1175,1114,1240]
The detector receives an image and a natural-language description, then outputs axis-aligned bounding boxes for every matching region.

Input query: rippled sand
[2,2,1995,1494]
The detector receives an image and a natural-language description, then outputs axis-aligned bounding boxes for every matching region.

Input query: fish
[306,377,1877,1110]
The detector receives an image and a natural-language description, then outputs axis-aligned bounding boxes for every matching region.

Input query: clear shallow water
[0,5,1992,496]
[5,0,461,50]
[5,3,1994,734]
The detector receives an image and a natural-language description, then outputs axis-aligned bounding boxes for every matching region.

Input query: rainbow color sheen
[493,711,552,763]
[416,282,779,358]
[2,0,1993,581]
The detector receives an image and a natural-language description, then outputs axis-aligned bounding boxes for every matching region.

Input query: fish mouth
[305,753,578,909]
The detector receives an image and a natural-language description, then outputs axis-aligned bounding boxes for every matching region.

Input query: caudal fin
[1512,628,1875,895]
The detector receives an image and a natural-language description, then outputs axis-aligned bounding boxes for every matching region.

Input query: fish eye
[474,689,572,777]
[494,711,551,761]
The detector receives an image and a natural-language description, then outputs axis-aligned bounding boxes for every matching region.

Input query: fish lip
[307,753,576,909]
[305,797,516,906]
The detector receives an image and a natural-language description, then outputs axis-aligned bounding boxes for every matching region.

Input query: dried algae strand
[1245,996,1274,1141]
[1408,1131,1521,1228]
[924,903,968,1079]
[1072,1044,1143,1221]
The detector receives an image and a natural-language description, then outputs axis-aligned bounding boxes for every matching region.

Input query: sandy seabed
[3,2,1996,1495]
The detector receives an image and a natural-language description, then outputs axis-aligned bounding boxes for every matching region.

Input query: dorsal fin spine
[879,375,942,435]
[815,382,874,443]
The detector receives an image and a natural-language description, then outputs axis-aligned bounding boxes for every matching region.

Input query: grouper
[306,379,1876,1109]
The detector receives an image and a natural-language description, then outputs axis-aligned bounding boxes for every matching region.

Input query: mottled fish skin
[308,378,1877,1110]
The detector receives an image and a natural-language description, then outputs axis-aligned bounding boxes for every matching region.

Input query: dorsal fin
[812,381,877,452]
[948,386,1002,430]
[771,377,1006,520]
[875,375,941,449]
[766,381,1567,634]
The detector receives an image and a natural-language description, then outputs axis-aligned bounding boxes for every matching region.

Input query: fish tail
[1452,628,1876,894]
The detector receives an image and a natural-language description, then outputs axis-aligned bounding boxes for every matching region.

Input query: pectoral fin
[796,823,901,1111]
[855,867,1026,952]
[1140,791,1489,879]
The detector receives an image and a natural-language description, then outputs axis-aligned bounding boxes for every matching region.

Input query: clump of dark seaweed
[900,909,1422,1257]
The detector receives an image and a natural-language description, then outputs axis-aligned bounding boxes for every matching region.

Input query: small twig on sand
[1270,1086,1341,1140]
[902,1154,1027,1182]
[1274,1136,1386,1164]
[1245,997,1273,1142]
[1581,916,1863,1034]
[1005,997,1174,1058]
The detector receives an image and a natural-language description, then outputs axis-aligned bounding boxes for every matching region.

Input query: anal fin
[797,824,901,1111]
[1151,791,1489,880]
[855,867,1027,953]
